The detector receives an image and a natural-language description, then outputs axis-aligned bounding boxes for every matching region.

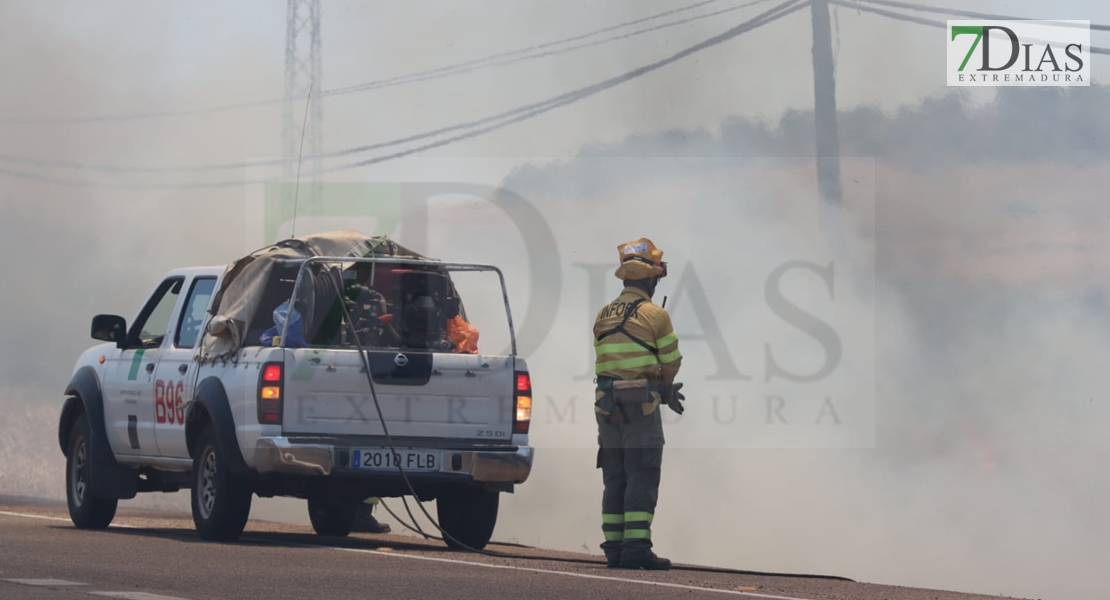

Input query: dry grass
[0,390,190,511]
[0,399,65,500]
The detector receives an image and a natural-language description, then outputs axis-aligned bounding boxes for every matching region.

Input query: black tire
[436,487,499,550]
[191,425,252,541]
[65,413,118,529]
[307,496,359,537]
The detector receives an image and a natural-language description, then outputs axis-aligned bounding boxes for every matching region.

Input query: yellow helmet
[614,238,667,280]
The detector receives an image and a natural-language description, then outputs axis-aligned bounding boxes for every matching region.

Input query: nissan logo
[394,353,409,367]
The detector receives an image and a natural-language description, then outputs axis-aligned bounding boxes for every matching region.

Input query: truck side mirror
[91,314,127,348]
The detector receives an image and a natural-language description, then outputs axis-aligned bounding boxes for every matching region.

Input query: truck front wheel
[191,425,252,541]
[65,414,118,529]
[436,487,499,550]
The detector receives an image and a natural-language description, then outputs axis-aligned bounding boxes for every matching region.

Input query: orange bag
[446,315,479,354]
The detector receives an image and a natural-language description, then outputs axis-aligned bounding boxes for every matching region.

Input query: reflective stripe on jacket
[593,287,682,413]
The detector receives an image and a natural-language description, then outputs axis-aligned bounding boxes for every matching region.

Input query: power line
[320,0,808,177]
[0,0,766,127]
[318,0,778,98]
[0,0,784,175]
[4,0,1097,185]
[854,0,1110,32]
[0,0,807,190]
[834,0,1110,54]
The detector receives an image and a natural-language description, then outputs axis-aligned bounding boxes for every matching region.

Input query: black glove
[663,382,685,415]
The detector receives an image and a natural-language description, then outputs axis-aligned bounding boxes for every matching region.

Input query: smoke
[0,1,273,511]
[2,2,1108,600]
[455,153,1108,600]
[396,148,1110,600]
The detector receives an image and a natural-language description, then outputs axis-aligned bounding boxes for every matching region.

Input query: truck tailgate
[280,348,516,442]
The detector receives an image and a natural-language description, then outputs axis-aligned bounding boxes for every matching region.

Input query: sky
[2,4,1109,600]
[4,0,1109,185]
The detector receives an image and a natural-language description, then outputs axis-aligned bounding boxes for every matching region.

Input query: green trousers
[596,403,665,559]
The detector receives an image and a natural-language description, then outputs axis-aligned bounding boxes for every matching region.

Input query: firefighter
[592,238,684,570]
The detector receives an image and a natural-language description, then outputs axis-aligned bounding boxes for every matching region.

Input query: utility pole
[810,0,843,235]
[283,0,323,232]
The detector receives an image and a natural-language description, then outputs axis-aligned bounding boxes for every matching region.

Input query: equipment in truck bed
[197,230,439,363]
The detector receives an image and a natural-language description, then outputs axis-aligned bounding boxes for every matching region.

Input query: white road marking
[0,511,71,523]
[0,510,137,528]
[90,593,190,600]
[240,536,823,600]
[0,509,822,600]
[2,578,86,586]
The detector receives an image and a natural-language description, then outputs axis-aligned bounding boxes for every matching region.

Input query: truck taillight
[258,361,283,425]
[513,371,531,434]
[263,364,282,382]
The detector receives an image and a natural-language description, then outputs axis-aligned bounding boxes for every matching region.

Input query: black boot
[619,549,671,570]
[601,541,622,568]
[353,503,391,534]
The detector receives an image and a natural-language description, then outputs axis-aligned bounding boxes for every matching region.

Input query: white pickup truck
[57,231,534,548]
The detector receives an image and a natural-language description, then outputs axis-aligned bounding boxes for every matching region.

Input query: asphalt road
[0,499,1030,600]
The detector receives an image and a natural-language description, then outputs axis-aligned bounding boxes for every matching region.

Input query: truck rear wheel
[191,425,252,541]
[436,487,499,550]
[307,496,359,537]
[65,414,118,529]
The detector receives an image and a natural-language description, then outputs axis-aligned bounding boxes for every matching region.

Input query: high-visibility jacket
[593,286,682,414]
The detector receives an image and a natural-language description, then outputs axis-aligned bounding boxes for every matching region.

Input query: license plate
[351,449,441,472]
